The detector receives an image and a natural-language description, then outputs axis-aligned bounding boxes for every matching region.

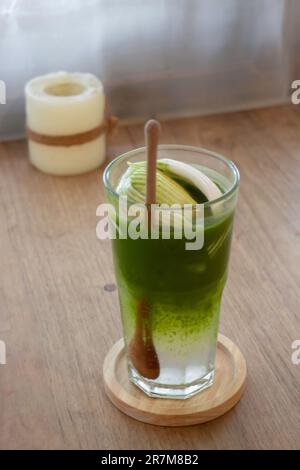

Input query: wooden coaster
[103,334,247,427]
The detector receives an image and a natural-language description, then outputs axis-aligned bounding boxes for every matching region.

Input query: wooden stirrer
[127,120,161,380]
[145,119,161,209]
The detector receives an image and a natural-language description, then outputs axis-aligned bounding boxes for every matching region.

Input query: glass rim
[103,144,240,208]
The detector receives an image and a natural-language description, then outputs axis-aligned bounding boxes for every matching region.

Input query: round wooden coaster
[103,334,247,427]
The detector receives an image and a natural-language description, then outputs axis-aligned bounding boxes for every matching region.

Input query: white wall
[0,0,297,140]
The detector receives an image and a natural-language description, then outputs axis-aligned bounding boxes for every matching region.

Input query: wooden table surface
[1,105,300,450]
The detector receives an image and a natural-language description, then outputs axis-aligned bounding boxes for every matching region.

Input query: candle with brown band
[25,71,118,175]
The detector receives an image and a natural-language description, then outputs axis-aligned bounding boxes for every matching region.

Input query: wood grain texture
[0,105,300,449]
[103,335,247,427]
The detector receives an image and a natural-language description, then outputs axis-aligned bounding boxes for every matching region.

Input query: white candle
[25,71,109,175]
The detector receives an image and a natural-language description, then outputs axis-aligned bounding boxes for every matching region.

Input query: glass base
[129,367,215,400]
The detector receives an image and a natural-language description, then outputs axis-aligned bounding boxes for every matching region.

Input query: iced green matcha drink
[103,145,239,399]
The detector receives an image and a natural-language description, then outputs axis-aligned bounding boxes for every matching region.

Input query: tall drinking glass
[103,145,239,399]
